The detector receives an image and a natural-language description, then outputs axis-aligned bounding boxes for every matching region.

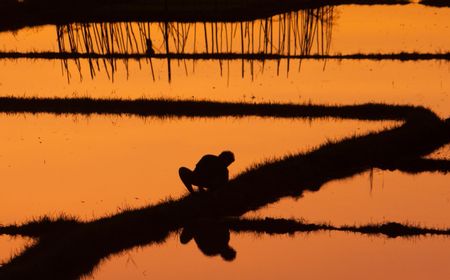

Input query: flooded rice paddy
[0,235,33,266]
[1,5,449,54]
[85,232,450,280]
[246,170,450,227]
[0,2,449,279]
[0,114,396,224]
[0,59,448,116]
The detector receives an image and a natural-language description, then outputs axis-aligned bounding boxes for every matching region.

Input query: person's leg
[179,167,195,193]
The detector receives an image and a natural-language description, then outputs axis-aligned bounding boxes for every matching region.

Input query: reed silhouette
[0,103,448,279]
[55,10,333,56]
[2,8,448,82]
[0,0,410,32]
[51,8,334,82]
[1,50,447,83]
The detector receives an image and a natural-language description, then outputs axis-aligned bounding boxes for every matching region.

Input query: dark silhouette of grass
[3,217,450,241]
[0,216,80,239]
[4,216,449,271]
[49,8,334,82]
[379,158,450,174]
[0,104,448,279]
[0,0,410,32]
[0,97,440,121]
[1,51,448,61]
[228,218,450,238]
[420,0,449,7]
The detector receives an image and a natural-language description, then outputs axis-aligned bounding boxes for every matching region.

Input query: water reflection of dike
[56,7,334,82]
[0,104,449,279]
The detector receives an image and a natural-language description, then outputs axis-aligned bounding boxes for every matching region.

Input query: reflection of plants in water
[56,7,334,82]
[0,103,449,279]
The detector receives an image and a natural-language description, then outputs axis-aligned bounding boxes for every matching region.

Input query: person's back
[179,151,235,193]
[193,154,229,189]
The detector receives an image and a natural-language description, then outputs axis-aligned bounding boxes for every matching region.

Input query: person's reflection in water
[180,219,236,261]
[179,151,235,193]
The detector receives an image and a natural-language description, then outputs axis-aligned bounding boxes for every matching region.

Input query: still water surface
[85,232,450,280]
[1,59,448,116]
[246,170,450,227]
[0,236,33,266]
[0,114,395,224]
[0,5,448,117]
[0,3,448,279]
[1,5,448,53]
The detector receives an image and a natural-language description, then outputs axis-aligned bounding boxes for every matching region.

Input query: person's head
[220,246,237,261]
[219,151,235,166]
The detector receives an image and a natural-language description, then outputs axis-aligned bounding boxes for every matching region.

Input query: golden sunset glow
[86,232,450,280]
[0,2,449,279]
[0,113,395,224]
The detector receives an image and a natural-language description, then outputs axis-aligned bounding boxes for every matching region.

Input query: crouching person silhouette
[179,151,235,193]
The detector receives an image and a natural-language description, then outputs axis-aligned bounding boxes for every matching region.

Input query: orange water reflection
[0,235,34,266]
[427,143,450,160]
[245,170,450,228]
[0,3,449,278]
[0,59,448,117]
[0,114,394,224]
[332,4,450,53]
[1,5,448,53]
[0,5,448,118]
[85,232,450,280]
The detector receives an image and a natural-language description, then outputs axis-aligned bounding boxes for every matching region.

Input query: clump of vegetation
[0,0,412,32]
[0,96,440,121]
[229,218,450,237]
[0,215,80,238]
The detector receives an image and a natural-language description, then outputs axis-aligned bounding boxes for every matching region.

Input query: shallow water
[0,236,34,266]
[332,4,450,53]
[0,5,448,119]
[0,113,395,224]
[84,231,450,280]
[428,143,450,160]
[0,59,448,117]
[245,170,450,228]
[1,5,448,54]
[0,2,449,279]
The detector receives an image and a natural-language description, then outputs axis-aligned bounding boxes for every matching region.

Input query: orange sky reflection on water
[0,5,448,117]
[85,232,450,280]
[1,5,449,53]
[0,58,448,117]
[0,236,34,266]
[0,114,395,224]
[0,3,449,278]
[246,170,450,228]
